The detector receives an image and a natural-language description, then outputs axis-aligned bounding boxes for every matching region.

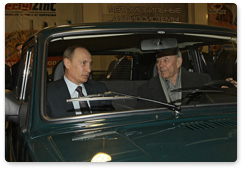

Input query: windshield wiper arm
[111,91,180,112]
[66,91,132,102]
[66,91,180,112]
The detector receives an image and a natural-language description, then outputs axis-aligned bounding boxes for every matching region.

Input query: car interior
[44,31,237,115]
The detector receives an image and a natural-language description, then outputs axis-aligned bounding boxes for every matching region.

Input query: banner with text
[102,3,188,23]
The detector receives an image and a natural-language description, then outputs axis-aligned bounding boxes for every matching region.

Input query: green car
[5,22,237,162]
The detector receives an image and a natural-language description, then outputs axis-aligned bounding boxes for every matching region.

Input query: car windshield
[45,28,237,120]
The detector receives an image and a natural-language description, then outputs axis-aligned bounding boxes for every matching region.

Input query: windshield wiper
[66,91,132,102]
[171,88,224,93]
[66,91,180,112]
[111,91,180,112]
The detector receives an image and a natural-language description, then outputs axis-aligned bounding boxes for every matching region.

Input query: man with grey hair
[47,45,114,118]
[136,48,211,109]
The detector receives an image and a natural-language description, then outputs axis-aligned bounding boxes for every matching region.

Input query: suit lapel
[84,81,95,95]
[150,76,167,102]
[84,81,96,108]
[181,68,193,98]
[59,78,75,114]
[84,81,108,111]
[58,78,72,98]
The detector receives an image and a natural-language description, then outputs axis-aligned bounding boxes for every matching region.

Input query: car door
[5,38,36,162]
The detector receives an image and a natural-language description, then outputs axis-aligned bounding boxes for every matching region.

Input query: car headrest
[53,61,65,81]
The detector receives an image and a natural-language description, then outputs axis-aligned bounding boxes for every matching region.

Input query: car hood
[28,117,236,162]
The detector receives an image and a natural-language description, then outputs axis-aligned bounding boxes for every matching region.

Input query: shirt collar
[215,47,224,56]
[64,75,85,95]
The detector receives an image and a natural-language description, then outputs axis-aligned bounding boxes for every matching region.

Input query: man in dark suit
[5,64,13,90]
[136,48,211,109]
[197,46,220,80]
[11,43,23,88]
[204,44,234,80]
[106,55,132,80]
[47,46,114,118]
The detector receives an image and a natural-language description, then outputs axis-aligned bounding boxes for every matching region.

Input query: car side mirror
[5,89,20,123]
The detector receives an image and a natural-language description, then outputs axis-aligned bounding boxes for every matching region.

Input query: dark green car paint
[21,104,236,162]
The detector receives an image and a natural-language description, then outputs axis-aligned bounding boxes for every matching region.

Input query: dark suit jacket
[136,68,211,109]
[11,61,20,88]
[107,57,131,80]
[204,49,231,80]
[47,78,114,118]
[5,64,13,90]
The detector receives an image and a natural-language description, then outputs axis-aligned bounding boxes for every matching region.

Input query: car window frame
[15,39,35,102]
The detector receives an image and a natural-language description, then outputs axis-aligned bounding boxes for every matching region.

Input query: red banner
[47,57,63,68]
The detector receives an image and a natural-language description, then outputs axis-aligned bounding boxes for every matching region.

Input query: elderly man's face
[156,55,182,84]
[64,47,92,85]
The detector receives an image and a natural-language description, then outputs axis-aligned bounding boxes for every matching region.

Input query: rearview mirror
[141,38,178,51]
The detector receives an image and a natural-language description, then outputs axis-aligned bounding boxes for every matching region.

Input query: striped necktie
[75,86,90,115]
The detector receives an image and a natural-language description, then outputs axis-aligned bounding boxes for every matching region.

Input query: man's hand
[222,78,237,88]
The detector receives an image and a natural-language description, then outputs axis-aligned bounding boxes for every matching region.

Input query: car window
[203,44,237,80]
[44,31,237,119]
[92,55,133,81]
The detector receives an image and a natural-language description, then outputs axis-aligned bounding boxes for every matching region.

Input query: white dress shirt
[64,76,91,115]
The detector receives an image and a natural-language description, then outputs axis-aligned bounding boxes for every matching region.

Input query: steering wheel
[184,80,236,105]
[200,80,236,89]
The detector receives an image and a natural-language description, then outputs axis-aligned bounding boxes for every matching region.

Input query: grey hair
[177,49,182,57]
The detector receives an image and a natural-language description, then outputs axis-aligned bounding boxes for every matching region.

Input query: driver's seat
[52,61,64,81]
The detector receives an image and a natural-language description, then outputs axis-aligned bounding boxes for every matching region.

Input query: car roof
[38,22,236,36]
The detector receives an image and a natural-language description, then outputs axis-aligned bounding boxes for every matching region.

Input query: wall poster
[208,3,237,31]
[5,3,57,66]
